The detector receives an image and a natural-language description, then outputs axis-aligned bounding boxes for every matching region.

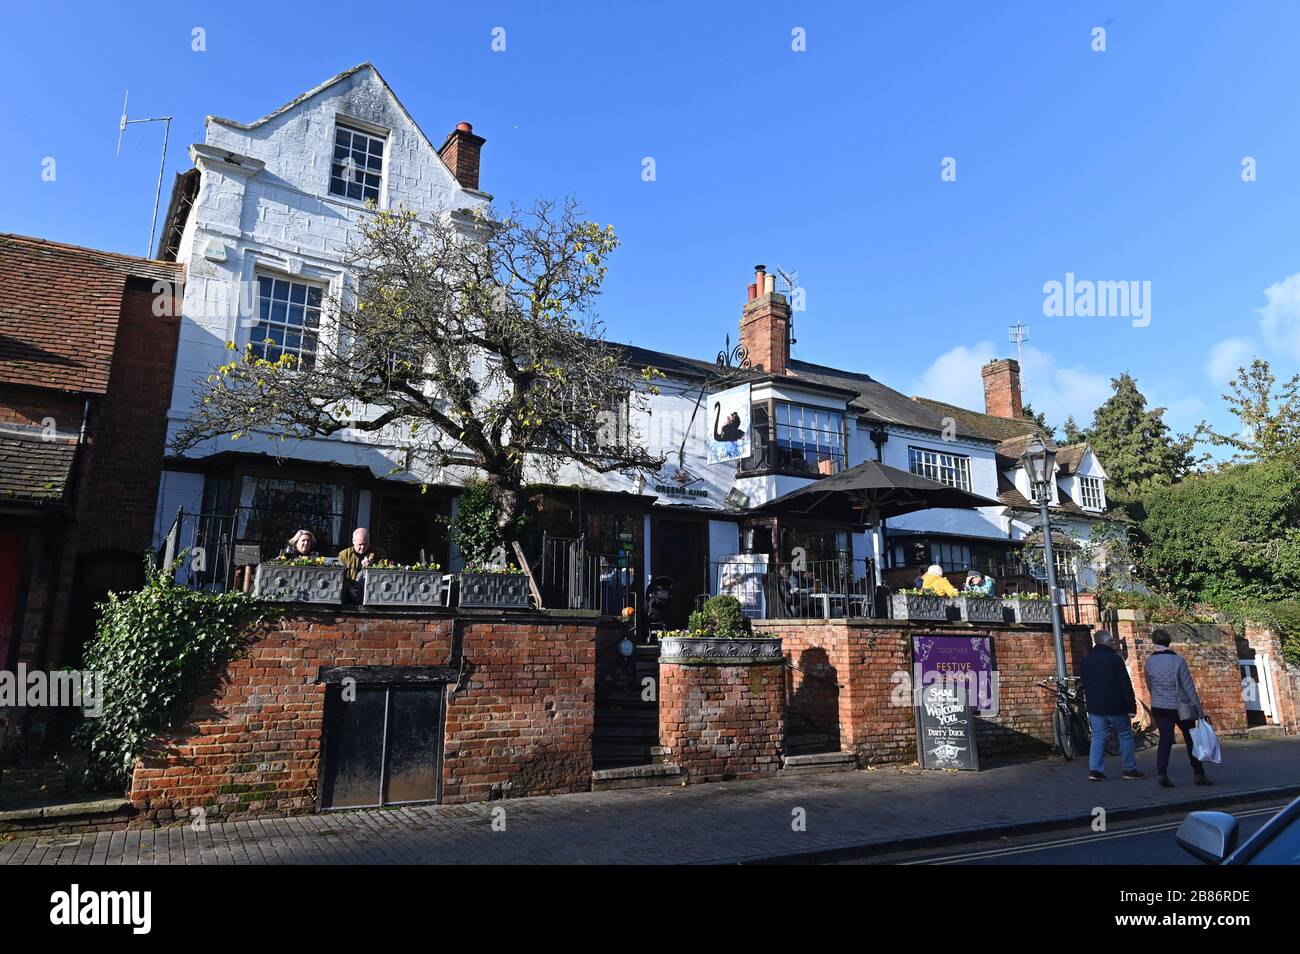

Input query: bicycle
[1037,675,1090,760]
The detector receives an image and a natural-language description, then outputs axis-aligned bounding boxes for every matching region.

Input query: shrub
[76,557,272,789]
[686,595,751,638]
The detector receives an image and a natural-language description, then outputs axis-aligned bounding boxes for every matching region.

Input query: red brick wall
[129,609,596,824]
[9,277,182,675]
[1114,618,1248,734]
[658,658,784,782]
[758,619,1093,766]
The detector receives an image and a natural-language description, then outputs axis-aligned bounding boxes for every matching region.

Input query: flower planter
[254,563,345,604]
[1009,598,1054,625]
[956,595,1008,625]
[657,635,783,664]
[456,572,531,609]
[891,593,951,622]
[362,568,449,608]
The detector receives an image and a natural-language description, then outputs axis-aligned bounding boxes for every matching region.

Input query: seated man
[964,571,995,596]
[338,528,385,600]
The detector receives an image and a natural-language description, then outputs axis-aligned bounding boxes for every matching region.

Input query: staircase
[593,643,663,771]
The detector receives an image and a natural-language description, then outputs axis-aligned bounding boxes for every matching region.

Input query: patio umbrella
[753,459,1005,583]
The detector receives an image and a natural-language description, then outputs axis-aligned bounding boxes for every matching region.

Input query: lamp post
[1020,439,1066,681]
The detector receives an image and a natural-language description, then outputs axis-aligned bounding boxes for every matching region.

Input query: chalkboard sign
[915,680,981,771]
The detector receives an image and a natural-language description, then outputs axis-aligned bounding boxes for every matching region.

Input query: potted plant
[1006,592,1054,625]
[890,589,950,622]
[955,590,1008,624]
[456,564,532,609]
[254,556,346,604]
[361,561,448,608]
[657,596,782,663]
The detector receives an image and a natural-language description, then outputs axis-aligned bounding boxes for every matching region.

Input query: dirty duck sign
[706,383,751,463]
[913,635,982,771]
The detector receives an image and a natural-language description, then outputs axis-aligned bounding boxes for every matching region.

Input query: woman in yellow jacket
[920,564,958,597]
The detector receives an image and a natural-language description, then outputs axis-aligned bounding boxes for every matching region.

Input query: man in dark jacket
[1079,629,1143,781]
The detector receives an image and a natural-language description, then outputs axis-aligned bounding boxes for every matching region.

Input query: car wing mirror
[1176,811,1240,865]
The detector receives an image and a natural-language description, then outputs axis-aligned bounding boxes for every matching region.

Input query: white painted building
[153,65,1113,625]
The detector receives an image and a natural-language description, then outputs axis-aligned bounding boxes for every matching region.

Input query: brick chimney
[438,121,486,191]
[740,264,791,374]
[981,358,1023,419]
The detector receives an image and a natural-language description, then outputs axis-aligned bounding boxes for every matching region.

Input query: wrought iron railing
[707,555,877,620]
[538,533,636,616]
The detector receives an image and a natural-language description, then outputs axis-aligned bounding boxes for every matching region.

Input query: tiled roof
[1054,443,1087,475]
[0,233,183,395]
[912,396,1049,443]
[0,433,77,504]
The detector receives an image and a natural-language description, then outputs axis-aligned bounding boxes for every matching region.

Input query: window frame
[1078,475,1104,510]
[739,398,847,477]
[328,119,388,206]
[907,444,973,492]
[250,273,326,370]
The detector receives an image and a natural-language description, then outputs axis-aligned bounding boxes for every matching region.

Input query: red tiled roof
[0,233,183,395]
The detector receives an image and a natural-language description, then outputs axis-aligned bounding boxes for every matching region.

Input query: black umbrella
[753,459,1004,582]
[755,458,1003,523]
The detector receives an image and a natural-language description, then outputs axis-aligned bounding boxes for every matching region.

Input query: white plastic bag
[1190,718,1222,764]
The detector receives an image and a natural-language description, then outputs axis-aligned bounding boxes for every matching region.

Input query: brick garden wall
[757,619,1093,766]
[129,608,597,824]
[1112,617,1248,734]
[658,657,784,782]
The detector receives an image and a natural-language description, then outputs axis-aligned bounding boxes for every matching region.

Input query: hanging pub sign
[706,383,751,464]
[912,634,985,771]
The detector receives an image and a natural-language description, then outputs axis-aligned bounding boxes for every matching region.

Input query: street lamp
[1020,439,1067,681]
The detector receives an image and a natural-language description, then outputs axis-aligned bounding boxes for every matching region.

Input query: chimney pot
[439,122,487,191]
[740,262,791,375]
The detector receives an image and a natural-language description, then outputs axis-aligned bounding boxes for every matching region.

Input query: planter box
[658,635,783,664]
[361,569,449,608]
[1009,598,1054,625]
[254,563,345,604]
[456,572,531,609]
[956,595,1008,624]
[891,593,951,622]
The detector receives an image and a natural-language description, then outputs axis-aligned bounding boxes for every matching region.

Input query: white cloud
[1259,272,1300,360]
[1205,337,1254,386]
[909,341,995,411]
[910,342,1110,428]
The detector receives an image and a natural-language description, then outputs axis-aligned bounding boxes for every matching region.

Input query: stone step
[1247,724,1290,740]
[782,751,858,774]
[0,797,134,834]
[591,763,683,791]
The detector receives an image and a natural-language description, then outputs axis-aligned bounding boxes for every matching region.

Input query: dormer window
[1078,475,1104,510]
[330,123,385,203]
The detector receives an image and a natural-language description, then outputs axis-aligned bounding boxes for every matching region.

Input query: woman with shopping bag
[1144,628,1213,788]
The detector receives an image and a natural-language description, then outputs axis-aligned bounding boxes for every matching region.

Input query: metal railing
[708,555,877,620]
[538,533,636,616]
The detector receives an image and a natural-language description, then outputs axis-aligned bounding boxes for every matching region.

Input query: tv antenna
[117,90,174,257]
[776,267,799,346]
[1008,321,1029,389]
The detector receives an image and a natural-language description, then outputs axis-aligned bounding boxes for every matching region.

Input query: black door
[319,684,445,809]
[67,551,145,668]
[650,518,706,630]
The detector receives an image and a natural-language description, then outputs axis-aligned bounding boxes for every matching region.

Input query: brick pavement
[3,737,1298,865]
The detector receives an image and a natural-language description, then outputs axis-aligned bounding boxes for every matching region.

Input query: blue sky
[5,1,1300,445]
